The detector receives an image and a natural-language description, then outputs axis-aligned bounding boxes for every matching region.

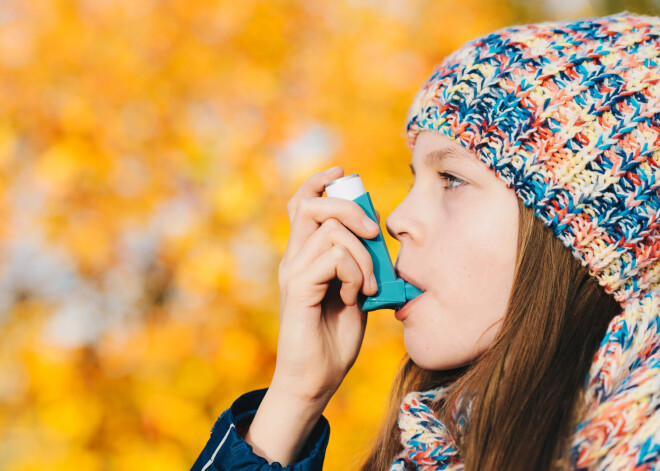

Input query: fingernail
[363,216,378,233]
[370,273,378,292]
[325,165,341,174]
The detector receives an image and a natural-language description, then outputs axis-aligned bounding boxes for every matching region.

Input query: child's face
[386,131,519,370]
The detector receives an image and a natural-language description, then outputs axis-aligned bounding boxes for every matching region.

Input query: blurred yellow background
[0,0,655,469]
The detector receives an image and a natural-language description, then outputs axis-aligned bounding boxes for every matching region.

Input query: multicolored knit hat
[391,11,660,470]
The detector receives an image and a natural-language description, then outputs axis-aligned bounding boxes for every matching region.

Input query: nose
[386,191,423,244]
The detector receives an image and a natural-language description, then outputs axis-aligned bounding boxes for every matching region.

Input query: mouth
[393,266,426,321]
[394,267,426,292]
[394,291,425,321]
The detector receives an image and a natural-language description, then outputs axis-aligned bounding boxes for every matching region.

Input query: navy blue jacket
[191,388,331,470]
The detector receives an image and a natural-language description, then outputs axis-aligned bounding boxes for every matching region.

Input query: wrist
[244,384,329,465]
[270,370,338,406]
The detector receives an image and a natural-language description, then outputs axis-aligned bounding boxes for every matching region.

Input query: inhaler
[324,174,423,311]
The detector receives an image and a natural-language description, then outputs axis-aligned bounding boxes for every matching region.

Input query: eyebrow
[409,148,474,175]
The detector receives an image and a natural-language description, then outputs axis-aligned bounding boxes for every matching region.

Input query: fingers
[285,218,378,297]
[281,166,381,310]
[289,246,364,307]
[286,197,380,261]
[287,166,344,224]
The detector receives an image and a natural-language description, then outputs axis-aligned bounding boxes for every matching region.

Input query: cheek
[429,192,518,321]
[408,217,516,369]
[452,190,516,268]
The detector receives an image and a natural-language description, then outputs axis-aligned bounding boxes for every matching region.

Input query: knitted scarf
[389,291,659,470]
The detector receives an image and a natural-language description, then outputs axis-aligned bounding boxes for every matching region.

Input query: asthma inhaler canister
[324,174,423,311]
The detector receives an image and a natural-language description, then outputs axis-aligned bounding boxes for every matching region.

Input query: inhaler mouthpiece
[324,174,423,311]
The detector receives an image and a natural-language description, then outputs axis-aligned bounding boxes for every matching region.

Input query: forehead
[411,131,480,170]
[422,148,470,166]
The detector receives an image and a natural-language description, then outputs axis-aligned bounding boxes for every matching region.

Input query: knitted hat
[392,11,660,470]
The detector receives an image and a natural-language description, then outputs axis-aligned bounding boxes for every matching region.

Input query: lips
[394,267,426,293]
[394,291,425,321]
[393,266,427,321]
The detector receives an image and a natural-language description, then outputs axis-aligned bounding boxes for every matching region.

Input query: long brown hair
[359,198,622,471]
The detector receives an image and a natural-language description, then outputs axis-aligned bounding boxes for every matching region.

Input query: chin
[410,356,472,371]
[406,341,475,371]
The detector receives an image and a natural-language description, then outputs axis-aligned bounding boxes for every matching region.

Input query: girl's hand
[243,166,379,465]
[272,166,379,404]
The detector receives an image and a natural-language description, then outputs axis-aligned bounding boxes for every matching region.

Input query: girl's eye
[438,172,466,191]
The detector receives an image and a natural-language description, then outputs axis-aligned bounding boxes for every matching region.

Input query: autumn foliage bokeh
[0,0,645,469]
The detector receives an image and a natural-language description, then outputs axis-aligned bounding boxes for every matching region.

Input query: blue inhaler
[324,174,423,311]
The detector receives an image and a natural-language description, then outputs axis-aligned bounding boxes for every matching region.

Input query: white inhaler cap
[324,174,365,200]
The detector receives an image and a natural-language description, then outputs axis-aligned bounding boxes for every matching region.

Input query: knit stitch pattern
[394,11,660,470]
[390,388,462,471]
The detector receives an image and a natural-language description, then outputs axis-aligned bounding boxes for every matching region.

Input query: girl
[192,11,660,470]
